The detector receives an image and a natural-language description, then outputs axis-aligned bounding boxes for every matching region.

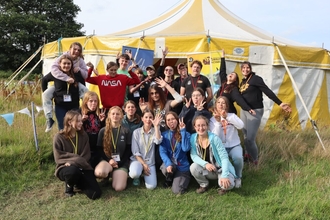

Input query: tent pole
[274,44,326,151]
[5,59,43,101]
[5,46,43,88]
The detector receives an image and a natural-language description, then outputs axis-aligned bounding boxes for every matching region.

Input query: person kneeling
[190,115,236,195]
[53,110,101,200]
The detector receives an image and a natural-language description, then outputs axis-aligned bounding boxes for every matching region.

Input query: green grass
[0,88,330,219]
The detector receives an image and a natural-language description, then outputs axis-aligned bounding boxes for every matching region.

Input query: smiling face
[164,66,174,77]
[59,58,72,73]
[193,118,208,136]
[216,97,228,112]
[124,102,136,117]
[191,90,204,106]
[191,63,201,76]
[109,108,123,124]
[69,44,82,60]
[142,112,154,127]
[166,113,178,130]
[86,95,98,111]
[178,65,188,78]
[119,57,129,69]
[241,63,251,77]
[150,89,160,102]
[70,114,83,131]
[107,65,118,77]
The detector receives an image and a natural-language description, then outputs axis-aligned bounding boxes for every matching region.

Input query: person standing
[86,61,140,109]
[239,61,292,164]
[180,60,213,106]
[42,42,88,132]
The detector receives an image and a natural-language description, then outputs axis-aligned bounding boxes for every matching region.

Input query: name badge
[171,156,177,165]
[112,154,121,162]
[63,94,72,102]
[197,80,203,83]
[133,91,140,97]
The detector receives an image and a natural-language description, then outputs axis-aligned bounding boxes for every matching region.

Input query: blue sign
[122,46,154,72]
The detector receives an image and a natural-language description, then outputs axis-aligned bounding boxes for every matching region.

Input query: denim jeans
[129,161,157,190]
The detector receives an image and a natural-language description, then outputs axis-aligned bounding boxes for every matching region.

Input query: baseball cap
[177,63,186,70]
[146,65,155,71]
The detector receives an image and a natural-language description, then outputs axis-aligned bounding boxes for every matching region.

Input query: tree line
[0,0,84,72]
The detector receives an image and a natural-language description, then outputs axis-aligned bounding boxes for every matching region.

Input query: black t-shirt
[181,74,211,100]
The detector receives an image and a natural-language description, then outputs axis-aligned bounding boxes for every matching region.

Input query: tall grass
[0,84,330,219]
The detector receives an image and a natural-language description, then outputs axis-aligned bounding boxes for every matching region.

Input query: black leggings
[58,166,101,200]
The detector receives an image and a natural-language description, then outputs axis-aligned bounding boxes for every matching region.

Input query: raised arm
[155,78,183,108]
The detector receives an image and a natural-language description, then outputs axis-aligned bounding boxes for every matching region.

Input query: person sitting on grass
[209,96,244,188]
[53,110,101,200]
[190,115,236,195]
[129,110,163,189]
[159,112,191,194]
[94,106,132,191]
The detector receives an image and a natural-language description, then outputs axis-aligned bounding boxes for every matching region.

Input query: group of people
[47,43,292,200]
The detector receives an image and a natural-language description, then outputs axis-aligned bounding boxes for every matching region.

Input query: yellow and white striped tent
[42,0,330,129]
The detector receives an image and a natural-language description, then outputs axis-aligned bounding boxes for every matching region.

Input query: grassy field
[0,85,330,220]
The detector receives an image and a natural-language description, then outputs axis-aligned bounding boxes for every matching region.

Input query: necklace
[239,74,252,93]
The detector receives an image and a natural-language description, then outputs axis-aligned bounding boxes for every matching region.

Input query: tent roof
[108,0,303,46]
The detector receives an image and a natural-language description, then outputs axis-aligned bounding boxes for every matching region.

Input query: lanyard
[69,132,78,154]
[191,75,200,90]
[111,126,121,153]
[67,83,70,94]
[168,131,178,153]
[220,83,229,96]
[142,129,153,156]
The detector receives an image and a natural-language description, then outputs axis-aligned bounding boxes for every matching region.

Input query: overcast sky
[72,0,330,49]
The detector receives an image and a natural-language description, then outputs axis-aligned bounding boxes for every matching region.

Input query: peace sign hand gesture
[99,108,106,122]
[196,101,206,111]
[184,97,191,108]
[162,47,169,57]
[179,117,185,129]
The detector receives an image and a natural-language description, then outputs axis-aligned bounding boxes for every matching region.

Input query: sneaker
[132,178,140,186]
[235,178,242,188]
[65,183,75,197]
[45,118,55,132]
[217,188,227,195]
[196,186,208,194]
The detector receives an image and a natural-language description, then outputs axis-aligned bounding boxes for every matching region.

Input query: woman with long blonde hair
[94,106,132,191]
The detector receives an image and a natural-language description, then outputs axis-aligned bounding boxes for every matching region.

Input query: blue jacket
[190,132,236,178]
[160,128,191,172]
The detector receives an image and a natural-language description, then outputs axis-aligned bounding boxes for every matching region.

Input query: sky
[72,0,330,49]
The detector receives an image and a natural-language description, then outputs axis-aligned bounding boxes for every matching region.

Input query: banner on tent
[122,46,154,73]
[187,52,222,93]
